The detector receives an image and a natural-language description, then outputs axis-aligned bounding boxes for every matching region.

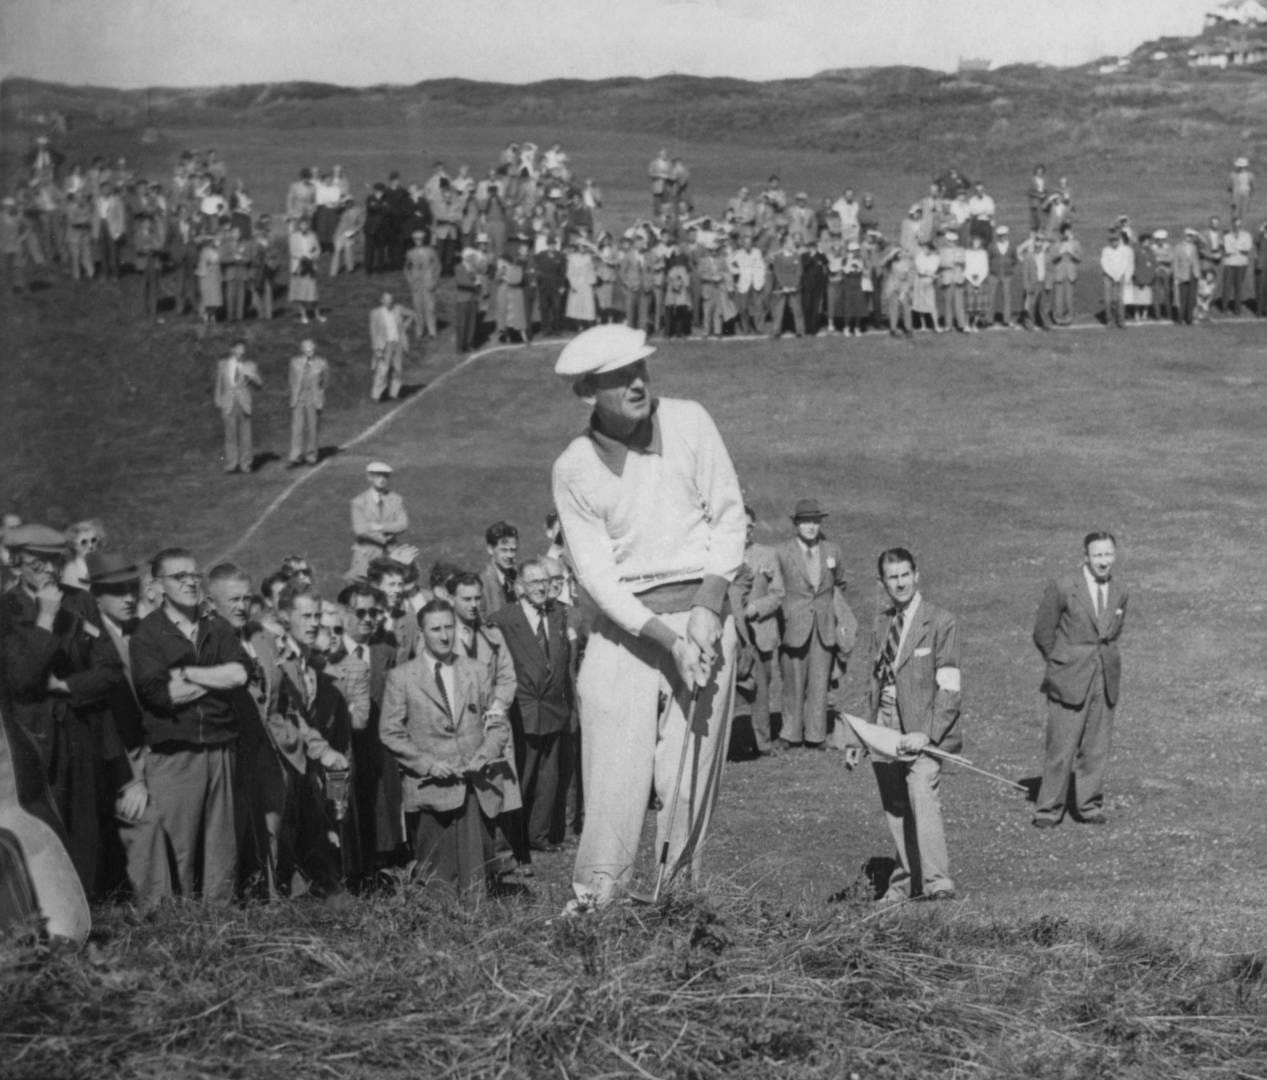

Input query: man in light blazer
[849,547,962,902]
[348,462,409,580]
[378,599,520,897]
[213,340,262,474]
[368,290,414,402]
[288,338,328,467]
[776,498,851,749]
[488,559,571,855]
[731,506,785,755]
[1032,531,1127,828]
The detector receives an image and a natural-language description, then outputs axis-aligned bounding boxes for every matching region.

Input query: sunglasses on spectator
[352,607,381,619]
[77,536,100,550]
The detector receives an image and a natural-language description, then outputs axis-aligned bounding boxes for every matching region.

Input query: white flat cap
[366,461,392,474]
[555,325,656,378]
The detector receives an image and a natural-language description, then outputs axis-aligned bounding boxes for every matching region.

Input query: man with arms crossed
[1032,531,1127,828]
[130,548,249,904]
[848,548,962,902]
[552,324,746,907]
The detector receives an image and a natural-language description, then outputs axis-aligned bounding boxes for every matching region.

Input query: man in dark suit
[337,582,405,869]
[849,547,962,902]
[775,499,851,749]
[1032,531,1128,828]
[0,525,129,900]
[488,559,571,855]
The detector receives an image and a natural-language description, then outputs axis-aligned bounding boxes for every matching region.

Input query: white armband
[935,667,961,693]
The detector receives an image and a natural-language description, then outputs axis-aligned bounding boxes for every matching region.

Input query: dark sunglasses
[352,607,381,619]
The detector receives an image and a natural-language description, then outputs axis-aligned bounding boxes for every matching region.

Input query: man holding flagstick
[551,324,746,909]
[847,546,962,902]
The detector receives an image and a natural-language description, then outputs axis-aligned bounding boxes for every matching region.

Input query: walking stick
[651,686,700,904]
[844,713,1026,794]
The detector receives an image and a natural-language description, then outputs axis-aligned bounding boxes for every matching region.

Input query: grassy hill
[3,55,1266,172]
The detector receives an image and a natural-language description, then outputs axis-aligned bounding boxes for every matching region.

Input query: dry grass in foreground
[2,885,1265,1080]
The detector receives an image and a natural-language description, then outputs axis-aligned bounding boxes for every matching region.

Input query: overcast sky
[1,0,1215,87]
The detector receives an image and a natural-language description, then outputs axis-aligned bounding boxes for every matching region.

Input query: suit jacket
[249,631,333,775]
[349,488,408,548]
[776,538,848,650]
[457,622,517,714]
[1033,572,1127,709]
[487,603,571,736]
[378,654,519,816]
[369,305,408,351]
[214,357,262,416]
[865,597,963,753]
[737,543,785,654]
[478,560,516,618]
[288,354,328,410]
[322,654,371,732]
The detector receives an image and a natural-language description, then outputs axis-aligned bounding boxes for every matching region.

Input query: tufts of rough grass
[2,884,1264,1080]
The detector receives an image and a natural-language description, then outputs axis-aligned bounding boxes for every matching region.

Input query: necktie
[1096,584,1106,618]
[356,644,366,663]
[464,629,478,659]
[874,607,906,686]
[804,543,820,587]
[535,613,550,662]
[434,661,452,717]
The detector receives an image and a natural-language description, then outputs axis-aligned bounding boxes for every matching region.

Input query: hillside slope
[3,61,1264,171]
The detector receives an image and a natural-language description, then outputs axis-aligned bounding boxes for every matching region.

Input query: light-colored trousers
[409,283,438,337]
[146,744,237,905]
[289,402,320,463]
[371,342,404,400]
[116,799,171,913]
[573,609,737,905]
[872,752,952,899]
[1035,672,1114,821]
[779,634,833,745]
[222,407,253,471]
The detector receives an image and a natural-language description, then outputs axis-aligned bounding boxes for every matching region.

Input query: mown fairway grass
[3,122,1266,1078]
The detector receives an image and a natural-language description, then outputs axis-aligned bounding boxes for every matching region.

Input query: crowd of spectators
[5,135,1265,340]
[0,498,593,908]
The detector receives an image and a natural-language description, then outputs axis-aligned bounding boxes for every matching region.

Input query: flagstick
[922,746,1028,793]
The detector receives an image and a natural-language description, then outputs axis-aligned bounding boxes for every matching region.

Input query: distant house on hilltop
[1188,36,1267,66]
[1204,0,1267,27]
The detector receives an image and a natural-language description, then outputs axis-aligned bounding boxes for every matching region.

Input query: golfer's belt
[635,578,733,619]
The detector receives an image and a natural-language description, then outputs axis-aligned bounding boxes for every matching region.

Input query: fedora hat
[85,551,139,585]
[791,498,828,521]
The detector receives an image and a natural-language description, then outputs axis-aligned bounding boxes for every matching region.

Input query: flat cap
[85,551,139,585]
[555,324,656,378]
[4,524,69,555]
[366,461,393,474]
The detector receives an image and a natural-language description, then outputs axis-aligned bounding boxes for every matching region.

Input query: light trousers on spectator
[290,402,320,463]
[1023,286,1052,328]
[938,283,967,330]
[371,342,404,400]
[701,292,724,335]
[779,637,832,745]
[573,610,736,905]
[116,800,171,912]
[624,288,651,332]
[873,752,953,899]
[222,407,253,471]
[1035,674,1114,823]
[410,284,438,337]
[146,744,237,905]
[736,288,761,333]
[887,295,913,333]
[68,229,94,279]
[769,290,805,336]
[330,238,356,276]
